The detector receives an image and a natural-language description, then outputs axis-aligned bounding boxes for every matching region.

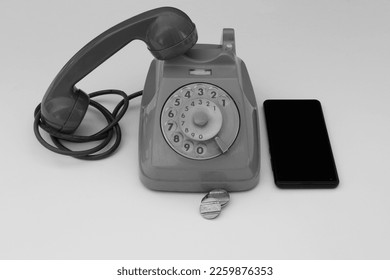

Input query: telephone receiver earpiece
[40,7,197,133]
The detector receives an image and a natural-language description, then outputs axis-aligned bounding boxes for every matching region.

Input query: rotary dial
[161,83,240,160]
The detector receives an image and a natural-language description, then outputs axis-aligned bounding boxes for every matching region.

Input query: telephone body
[139,29,260,192]
[34,8,260,193]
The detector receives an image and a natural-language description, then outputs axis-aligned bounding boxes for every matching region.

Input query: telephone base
[138,29,260,192]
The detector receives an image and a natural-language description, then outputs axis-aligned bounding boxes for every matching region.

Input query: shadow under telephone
[33,7,260,193]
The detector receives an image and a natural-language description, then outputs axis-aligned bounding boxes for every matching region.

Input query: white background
[1,0,389,259]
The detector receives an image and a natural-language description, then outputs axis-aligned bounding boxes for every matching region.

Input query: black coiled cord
[33,89,142,160]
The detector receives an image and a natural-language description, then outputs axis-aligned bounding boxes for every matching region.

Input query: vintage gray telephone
[34,7,260,194]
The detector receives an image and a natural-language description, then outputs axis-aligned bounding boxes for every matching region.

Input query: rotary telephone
[34,7,260,194]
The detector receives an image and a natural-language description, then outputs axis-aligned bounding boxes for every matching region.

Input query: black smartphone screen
[263,100,339,188]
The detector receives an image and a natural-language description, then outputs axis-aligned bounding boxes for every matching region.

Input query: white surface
[1,0,390,259]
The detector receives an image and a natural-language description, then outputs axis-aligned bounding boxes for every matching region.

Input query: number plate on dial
[161,83,240,160]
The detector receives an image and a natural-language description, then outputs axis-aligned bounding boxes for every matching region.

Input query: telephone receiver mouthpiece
[40,7,197,133]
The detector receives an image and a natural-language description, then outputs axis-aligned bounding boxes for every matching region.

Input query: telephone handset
[34,7,260,192]
[38,7,197,133]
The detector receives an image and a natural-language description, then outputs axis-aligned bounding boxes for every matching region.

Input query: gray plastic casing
[138,29,260,192]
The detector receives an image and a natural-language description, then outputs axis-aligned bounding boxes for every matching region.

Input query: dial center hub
[193,110,209,127]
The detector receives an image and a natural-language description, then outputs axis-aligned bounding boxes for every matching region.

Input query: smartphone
[263,99,339,188]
